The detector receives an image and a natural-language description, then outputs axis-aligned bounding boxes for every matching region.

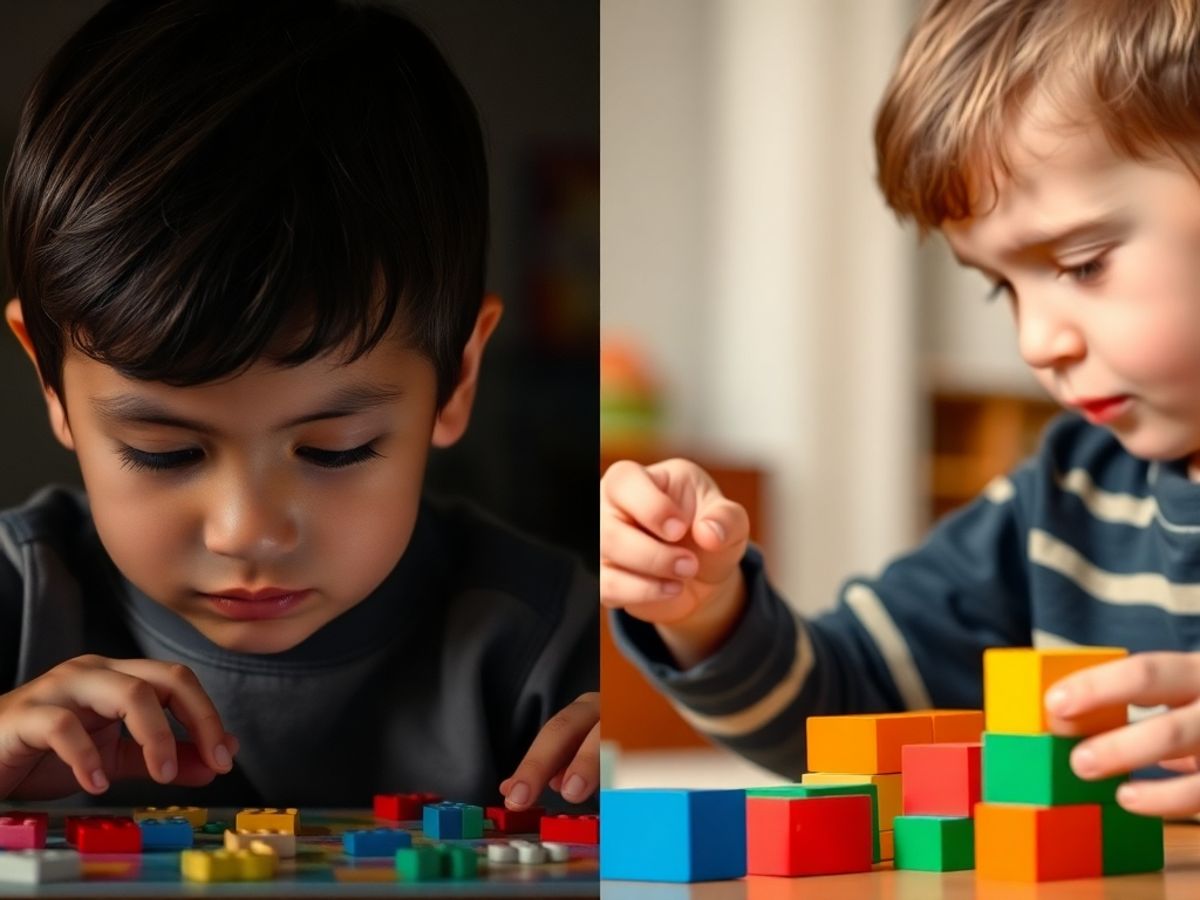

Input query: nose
[203,473,299,562]
[1015,290,1086,371]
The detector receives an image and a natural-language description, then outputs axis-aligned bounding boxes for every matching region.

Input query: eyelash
[983,255,1108,303]
[116,442,383,472]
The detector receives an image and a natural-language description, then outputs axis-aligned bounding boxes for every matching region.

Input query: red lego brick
[0,812,48,849]
[485,805,545,834]
[75,817,142,854]
[902,742,982,817]
[746,795,873,877]
[373,792,442,821]
[539,814,599,844]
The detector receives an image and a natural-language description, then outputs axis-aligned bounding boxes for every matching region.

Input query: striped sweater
[613,413,1197,777]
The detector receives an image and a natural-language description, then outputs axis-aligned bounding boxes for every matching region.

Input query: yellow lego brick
[235,808,299,835]
[134,806,206,828]
[224,829,296,859]
[801,772,903,829]
[232,846,277,881]
[984,647,1128,735]
[807,713,933,774]
[181,849,238,883]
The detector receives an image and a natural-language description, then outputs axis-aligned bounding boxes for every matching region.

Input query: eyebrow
[952,215,1131,271]
[90,382,406,435]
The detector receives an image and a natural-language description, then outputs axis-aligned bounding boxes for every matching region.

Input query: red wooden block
[485,804,545,834]
[539,814,599,844]
[901,742,982,817]
[0,812,48,849]
[373,792,442,821]
[746,795,873,877]
[75,817,142,854]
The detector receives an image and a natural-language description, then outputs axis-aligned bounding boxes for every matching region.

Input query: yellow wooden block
[225,829,296,859]
[181,849,237,882]
[801,772,903,829]
[134,806,206,828]
[984,647,1128,735]
[807,713,933,774]
[880,828,894,861]
[235,808,299,835]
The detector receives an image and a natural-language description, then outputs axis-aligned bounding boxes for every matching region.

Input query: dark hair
[3,0,488,407]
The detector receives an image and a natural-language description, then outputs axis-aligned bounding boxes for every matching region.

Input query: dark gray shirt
[0,486,597,809]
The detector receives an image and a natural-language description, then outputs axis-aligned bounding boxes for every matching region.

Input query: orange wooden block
[889,709,983,743]
[806,713,934,774]
[975,803,1101,882]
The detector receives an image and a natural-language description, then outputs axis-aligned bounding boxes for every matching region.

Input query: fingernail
[92,769,109,792]
[662,581,683,596]
[507,781,531,808]
[1045,686,1069,714]
[1117,783,1139,805]
[1072,747,1097,777]
[674,557,698,577]
[214,744,233,771]
[160,759,177,782]
[663,518,686,541]
[705,519,726,543]
[562,773,587,802]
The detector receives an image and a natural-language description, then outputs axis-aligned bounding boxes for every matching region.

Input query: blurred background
[0,0,599,567]
[601,0,1057,766]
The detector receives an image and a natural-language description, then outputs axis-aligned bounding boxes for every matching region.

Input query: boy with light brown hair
[602,0,1200,818]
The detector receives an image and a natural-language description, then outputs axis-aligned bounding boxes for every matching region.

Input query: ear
[431,294,504,448]
[6,298,75,451]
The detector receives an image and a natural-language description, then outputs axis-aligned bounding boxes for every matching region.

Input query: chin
[201,621,317,655]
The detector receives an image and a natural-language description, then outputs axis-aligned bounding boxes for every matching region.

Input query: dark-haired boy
[0,0,597,811]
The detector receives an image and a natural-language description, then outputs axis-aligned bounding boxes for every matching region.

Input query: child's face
[942,100,1200,467]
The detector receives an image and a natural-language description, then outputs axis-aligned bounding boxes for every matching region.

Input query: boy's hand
[500,692,598,811]
[0,655,238,801]
[600,459,750,667]
[1045,651,1200,817]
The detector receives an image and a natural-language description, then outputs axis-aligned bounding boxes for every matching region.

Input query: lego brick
[748,782,880,861]
[423,802,464,839]
[880,829,893,861]
[133,806,207,828]
[1101,804,1164,875]
[138,817,195,850]
[484,804,545,833]
[396,845,442,881]
[599,788,746,882]
[342,827,413,856]
[66,815,120,846]
[224,828,296,859]
[984,647,1127,735]
[893,815,974,871]
[0,813,48,850]
[75,816,142,854]
[975,802,1102,881]
[231,846,277,881]
[746,795,872,877]
[801,772,902,829]
[982,733,1122,805]
[436,843,478,879]
[542,841,570,862]
[181,846,277,883]
[540,814,599,844]
[487,843,518,863]
[373,792,441,821]
[514,841,547,864]
[901,742,981,816]
[0,849,82,884]
[806,712,934,774]
[235,807,298,834]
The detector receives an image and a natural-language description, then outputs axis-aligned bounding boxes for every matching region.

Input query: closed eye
[116,442,383,472]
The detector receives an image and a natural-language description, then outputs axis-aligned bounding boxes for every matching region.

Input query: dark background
[0,0,599,568]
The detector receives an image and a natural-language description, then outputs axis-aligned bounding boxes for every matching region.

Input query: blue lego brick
[600,788,746,882]
[138,817,194,851]
[343,827,413,857]
[423,803,463,840]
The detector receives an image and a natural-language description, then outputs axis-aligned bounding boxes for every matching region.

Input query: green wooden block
[748,783,880,862]
[983,733,1122,804]
[436,844,479,880]
[460,805,484,840]
[893,816,974,871]
[396,846,442,881]
[1101,804,1163,875]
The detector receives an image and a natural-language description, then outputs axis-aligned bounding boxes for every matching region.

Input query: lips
[206,587,305,602]
[1071,395,1131,425]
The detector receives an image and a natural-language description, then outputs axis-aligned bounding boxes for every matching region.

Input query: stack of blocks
[976,647,1164,881]
[892,740,980,871]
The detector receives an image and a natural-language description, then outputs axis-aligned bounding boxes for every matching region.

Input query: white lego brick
[0,849,83,884]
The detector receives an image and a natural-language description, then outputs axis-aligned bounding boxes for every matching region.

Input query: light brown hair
[875,0,1200,231]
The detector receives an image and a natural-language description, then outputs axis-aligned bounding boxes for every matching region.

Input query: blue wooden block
[600,788,746,882]
[138,817,194,851]
[423,803,463,840]
[343,827,413,857]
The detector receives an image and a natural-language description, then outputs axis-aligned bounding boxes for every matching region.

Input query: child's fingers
[113,739,216,788]
[690,497,750,554]
[1070,703,1200,781]
[557,720,600,803]
[601,460,693,542]
[501,692,599,811]
[13,705,109,794]
[599,564,696,622]
[1115,770,1200,818]
[601,517,698,581]
[68,670,180,784]
[1045,653,1200,723]
[1158,755,1200,773]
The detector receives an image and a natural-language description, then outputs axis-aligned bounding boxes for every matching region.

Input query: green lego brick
[983,733,1122,804]
[1101,804,1163,875]
[435,844,479,880]
[748,783,880,862]
[396,846,442,881]
[460,805,484,839]
[893,816,974,872]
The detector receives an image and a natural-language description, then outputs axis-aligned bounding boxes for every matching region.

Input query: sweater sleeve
[611,469,1034,779]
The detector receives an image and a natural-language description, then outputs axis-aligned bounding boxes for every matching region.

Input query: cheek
[1104,248,1200,381]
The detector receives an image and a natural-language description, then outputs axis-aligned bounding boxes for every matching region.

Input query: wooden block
[540,814,599,844]
[982,733,1121,804]
[133,806,206,828]
[0,813,47,850]
[888,710,984,742]
[746,795,872,877]
[1100,805,1163,875]
[893,815,974,871]
[902,742,981,816]
[224,829,296,859]
[749,783,880,861]
[975,802,1101,881]
[984,647,1127,735]
[0,849,82,884]
[75,817,141,854]
[373,792,441,821]
[880,829,893,861]
[235,808,298,835]
[806,713,934,774]
[801,772,902,829]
